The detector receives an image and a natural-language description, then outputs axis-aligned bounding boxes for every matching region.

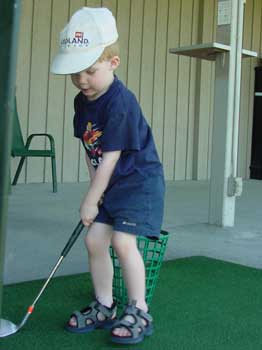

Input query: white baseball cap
[51,7,118,74]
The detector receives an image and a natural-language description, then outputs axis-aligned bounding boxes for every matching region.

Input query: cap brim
[50,47,104,74]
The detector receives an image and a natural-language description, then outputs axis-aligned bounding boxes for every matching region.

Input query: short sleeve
[100,99,141,152]
[73,95,82,138]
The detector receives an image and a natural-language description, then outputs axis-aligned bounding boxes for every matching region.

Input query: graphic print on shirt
[83,121,103,168]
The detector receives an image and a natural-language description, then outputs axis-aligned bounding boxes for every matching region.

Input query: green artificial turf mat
[1,256,262,350]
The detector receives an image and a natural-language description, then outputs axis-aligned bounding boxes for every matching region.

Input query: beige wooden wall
[12,0,262,184]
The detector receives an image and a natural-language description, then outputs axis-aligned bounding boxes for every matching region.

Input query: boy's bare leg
[69,222,114,326]
[111,231,148,337]
[86,222,114,306]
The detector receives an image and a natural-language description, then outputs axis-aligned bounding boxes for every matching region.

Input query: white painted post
[208,0,245,226]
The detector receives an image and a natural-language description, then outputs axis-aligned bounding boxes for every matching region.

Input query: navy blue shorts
[94,172,165,239]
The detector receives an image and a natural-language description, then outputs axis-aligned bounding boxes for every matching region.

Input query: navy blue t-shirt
[73,76,163,186]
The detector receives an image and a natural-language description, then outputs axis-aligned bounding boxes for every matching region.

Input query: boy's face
[71,57,119,101]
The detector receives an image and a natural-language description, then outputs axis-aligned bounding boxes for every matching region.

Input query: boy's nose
[78,73,88,85]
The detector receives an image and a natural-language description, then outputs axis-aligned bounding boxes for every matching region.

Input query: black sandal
[111,300,153,344]
[65,299,117,333]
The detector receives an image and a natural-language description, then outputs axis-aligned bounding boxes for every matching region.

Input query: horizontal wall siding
[12,0,261,185]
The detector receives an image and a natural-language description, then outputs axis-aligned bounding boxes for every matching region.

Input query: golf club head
[0,318,19,337]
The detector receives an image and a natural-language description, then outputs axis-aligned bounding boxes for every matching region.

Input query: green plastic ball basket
[110,230,169,309]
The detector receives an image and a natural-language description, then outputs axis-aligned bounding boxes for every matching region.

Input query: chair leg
[51,156,57,193]
[12,156,26,186]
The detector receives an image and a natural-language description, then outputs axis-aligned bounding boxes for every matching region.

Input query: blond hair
[98,41,120,62]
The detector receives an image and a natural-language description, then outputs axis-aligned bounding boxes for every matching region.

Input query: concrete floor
[3,179,262,285]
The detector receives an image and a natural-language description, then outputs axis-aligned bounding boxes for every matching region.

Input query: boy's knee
[111,233,137,258]
[85,233,100,254]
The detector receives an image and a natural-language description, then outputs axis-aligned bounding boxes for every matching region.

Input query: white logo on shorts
[122,221,137,227]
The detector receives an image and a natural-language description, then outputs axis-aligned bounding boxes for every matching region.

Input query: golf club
[0,219,85,338]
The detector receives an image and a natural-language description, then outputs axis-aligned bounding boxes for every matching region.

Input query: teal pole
[0,0,21,317]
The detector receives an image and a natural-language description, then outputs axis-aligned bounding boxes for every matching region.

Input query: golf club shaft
[18,220,85,329]
[18,255,64,329]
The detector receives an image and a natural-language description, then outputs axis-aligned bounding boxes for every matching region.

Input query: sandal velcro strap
[136,308,153,324]
[81,300,116,318]
[66,299,117,333]
[93,301,117,318]
[118,319,140,338]
[111,300,153,344]
[124,301,153,324]
[70,310,88,329]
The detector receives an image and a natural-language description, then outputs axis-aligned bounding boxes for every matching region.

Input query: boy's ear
[110,56,120,70]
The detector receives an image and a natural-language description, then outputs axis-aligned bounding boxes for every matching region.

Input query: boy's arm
[80,150,121,226]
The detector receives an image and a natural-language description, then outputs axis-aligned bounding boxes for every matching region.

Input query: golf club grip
[61,220,85,257]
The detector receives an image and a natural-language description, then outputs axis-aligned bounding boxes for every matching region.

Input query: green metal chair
[11,99,57,192]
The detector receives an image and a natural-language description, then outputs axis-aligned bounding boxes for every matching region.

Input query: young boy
[51,7,165,345]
